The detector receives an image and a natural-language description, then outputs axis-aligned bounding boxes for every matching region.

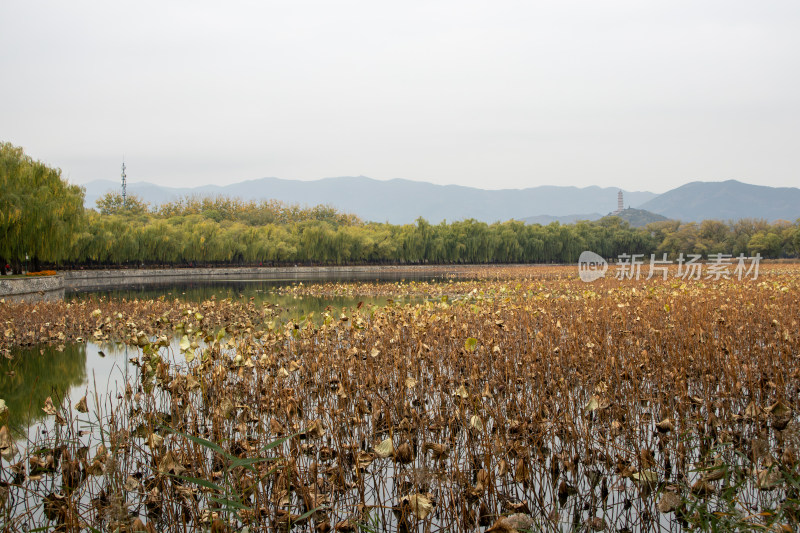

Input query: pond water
[2,274,438,442]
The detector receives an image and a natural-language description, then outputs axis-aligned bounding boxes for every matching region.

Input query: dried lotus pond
[0,264,799,532]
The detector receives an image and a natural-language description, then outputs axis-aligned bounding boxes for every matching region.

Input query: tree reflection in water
[0,343,87,433]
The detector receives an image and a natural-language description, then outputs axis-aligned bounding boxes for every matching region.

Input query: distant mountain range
[637,180,800,222]
[80,176,799,224]
[82,177,655,224]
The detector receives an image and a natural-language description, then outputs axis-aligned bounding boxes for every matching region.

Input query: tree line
[2,142,799,272]
[69,201,800,267]
[0,143,84,273]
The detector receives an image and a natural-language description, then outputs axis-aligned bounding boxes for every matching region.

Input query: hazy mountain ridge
[82,176,655,224]
[81,176,799,224]
[638,180,800,222]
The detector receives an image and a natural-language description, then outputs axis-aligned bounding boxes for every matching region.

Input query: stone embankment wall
[1,265,470,301]
[0,275,65,303]
[62,265,465,289]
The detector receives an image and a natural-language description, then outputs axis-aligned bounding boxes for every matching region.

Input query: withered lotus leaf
[657,490,681,513]
[395,441,413,464]
[75,395,88,413]
[755,468,782,490]
[402,492,434,519]
[422,442,449,460]
[373,438,394,459]
[655,418,673,433]
[42,396,57,416]
[469,415,484,432]
[0,426,17,461]
[767,401,791,417]
[158,450,186,476]
[123,475,140,492]
[146,433,164,449]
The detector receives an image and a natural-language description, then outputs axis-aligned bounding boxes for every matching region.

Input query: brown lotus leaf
[767,400,791,417]
[402,492,434,519]
[395,442,414,464]
[373,438,394,459]
[587,516,607,531]
[75,395,88,413]
[422,442,449,460]
[657,490,681,513]
[514,458,529,484]
[86,459,104,476]
[756,468,782,490]
[655,418,673,433]
[158,450,186,476]
[691,480,714,497]
[0,425,17,461]
[42,396,57,416]
[147,433,165,449]
[124,475,140,492]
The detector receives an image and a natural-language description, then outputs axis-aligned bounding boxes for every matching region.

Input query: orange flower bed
[25,270,57,276]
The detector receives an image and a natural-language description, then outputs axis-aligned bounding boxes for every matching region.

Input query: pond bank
[1,265,472,300]
[0,274,65,302]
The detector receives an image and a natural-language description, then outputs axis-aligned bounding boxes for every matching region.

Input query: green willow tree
[0,142,85,273]
[96,191,149,215]
[3,181,781,268]
[66,205,800,267]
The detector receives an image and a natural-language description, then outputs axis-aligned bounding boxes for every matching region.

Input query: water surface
[5,273,433,442]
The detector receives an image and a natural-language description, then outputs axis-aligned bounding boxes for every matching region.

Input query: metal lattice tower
[121,160,127,206]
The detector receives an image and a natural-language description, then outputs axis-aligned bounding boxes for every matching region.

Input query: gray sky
[2,1,798,193]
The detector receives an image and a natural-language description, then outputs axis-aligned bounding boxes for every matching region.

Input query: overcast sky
[1,1,798,193]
